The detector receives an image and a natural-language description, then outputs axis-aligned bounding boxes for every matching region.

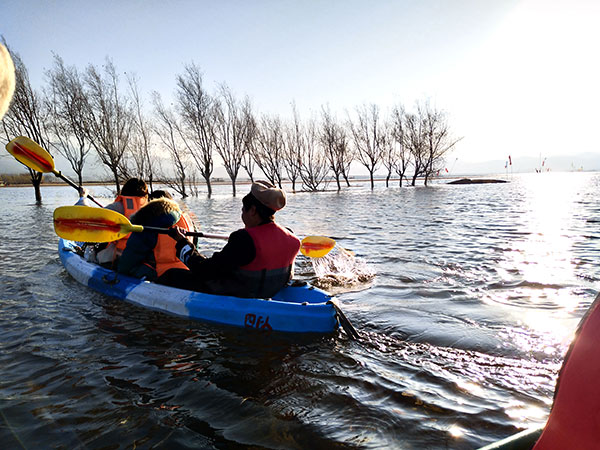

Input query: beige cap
[0,44,15,120]
[251,180,286,211]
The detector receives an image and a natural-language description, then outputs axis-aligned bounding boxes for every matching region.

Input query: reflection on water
[0,172,599,448]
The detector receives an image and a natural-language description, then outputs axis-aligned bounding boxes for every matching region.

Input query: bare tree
[421,102,461,185]
[1,44,48,202]
[282,104,303,192]
[84,59,133,193]
[152,92,190,198]
[128,74,156,190]
[254,114,285,188]
[380,122,396,188]
[390,105,411,187]
[348,103,385,189]
[45,54,92,187]
[213,85,248,196]
[176,63,215,197]
[240,100,257,182]
[403,107,427,186]
[320,106,343,191]
[299,118,330,192]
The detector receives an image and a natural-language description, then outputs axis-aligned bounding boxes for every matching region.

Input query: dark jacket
[118,199,182,281]
[174,221,300,298]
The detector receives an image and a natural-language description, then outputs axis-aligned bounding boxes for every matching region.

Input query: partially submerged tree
[321,107,353,190]
[282,104,303,193]
[254,114,285,188]
[153,92,190,198]
[213,85,248,196]
[84,59,133,193]
[176,63,215,197]
[404,107,427,186]
[45,54,92,187]
[1,45,48,202]
[421,102,461,185]
[299,117,330,192]
[128,74,156,190]
[389,104,410,186]
[240,99,257,182]
[348,103,385,189]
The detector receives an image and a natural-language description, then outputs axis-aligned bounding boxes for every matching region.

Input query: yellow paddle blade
[5,136,56,173]
[53,206,142,243]
[300,236,336,258]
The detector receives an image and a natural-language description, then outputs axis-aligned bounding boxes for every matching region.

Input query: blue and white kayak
[58,239,341,333]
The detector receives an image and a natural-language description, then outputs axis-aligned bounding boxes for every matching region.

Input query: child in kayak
[117,191,195,281]
[159,181,301,299]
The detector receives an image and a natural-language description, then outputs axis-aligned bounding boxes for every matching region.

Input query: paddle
[53,205,337,257]
[53,205,228,243]
[5,136,104,207]
[300,236,336,258]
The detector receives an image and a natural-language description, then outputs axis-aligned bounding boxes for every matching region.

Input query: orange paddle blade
[300,236,336,258]
[5,136,55,173]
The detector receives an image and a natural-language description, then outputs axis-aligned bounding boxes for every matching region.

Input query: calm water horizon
[1,172,599,449]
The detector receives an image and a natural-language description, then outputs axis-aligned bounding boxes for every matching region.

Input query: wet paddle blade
[53,206,140,243]
[300,236,336,258]
[5,136,55,173]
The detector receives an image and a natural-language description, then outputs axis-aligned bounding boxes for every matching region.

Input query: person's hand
[167,226,187,243]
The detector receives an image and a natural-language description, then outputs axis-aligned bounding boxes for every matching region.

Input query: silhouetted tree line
[0,43,461,202]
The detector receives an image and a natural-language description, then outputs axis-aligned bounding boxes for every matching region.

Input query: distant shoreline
[0,171,596,188]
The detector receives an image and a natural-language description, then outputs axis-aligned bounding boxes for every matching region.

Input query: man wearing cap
[159,180,301,298]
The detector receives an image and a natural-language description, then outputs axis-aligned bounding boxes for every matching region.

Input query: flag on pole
[505,161,508,169]
[508,155,512,166]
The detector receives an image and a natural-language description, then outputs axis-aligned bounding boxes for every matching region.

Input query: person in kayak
[117,191,195,281]
[85,178,149,266]
[159,180,301,298]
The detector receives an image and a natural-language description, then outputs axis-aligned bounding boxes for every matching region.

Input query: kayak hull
[58,239,340,333]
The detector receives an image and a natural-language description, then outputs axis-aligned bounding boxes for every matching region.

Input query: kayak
[58,238,341,333]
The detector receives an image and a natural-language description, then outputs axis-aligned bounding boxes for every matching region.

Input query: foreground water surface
[1,172,599,449]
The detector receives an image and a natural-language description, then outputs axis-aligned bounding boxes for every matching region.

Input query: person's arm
[174,229,255,280]
[75,188,93,206]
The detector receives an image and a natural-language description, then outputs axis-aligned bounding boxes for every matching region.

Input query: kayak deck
[58,239,341,333]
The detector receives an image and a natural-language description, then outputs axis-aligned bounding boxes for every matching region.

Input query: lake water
[1,172,599,449]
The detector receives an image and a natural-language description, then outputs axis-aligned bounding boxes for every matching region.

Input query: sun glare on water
[493,173,589,345]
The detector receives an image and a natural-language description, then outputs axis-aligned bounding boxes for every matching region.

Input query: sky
[2,0,600,175]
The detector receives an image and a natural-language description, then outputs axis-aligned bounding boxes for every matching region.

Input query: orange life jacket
[233,222,301,298]
[114,195,147,254]
[152,213,193,277]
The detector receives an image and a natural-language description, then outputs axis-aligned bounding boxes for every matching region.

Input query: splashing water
[311,245,375,291]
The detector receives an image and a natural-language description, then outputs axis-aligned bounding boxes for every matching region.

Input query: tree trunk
[33,179,42,203]
[206,179,212,198]
[231,179,237,197]
[113,170,121,195]
[369,170,375,190]
[335,174,341,191]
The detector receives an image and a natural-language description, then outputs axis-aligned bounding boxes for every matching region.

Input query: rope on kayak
[328,300,360,340]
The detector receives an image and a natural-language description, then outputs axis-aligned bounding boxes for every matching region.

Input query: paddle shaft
[51,169,104,208]
[141,226,228,240]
